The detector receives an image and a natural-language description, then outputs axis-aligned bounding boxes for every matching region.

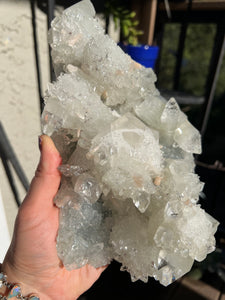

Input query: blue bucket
[123,44,159,69]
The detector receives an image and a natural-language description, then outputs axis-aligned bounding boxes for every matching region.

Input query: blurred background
[0,0,225,298]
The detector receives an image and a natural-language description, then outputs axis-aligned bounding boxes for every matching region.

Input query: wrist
[0,262,50,300]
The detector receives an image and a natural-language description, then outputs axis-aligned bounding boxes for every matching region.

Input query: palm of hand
[3,136,106,300]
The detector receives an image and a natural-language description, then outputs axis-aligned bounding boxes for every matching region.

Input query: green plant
[105,0,143,46]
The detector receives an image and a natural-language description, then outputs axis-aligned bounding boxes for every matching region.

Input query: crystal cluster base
[41,0,219,286]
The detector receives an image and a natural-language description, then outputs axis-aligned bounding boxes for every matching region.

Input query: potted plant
[104,0,159,69]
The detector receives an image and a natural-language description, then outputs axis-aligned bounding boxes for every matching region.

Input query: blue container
[123,44,159,69]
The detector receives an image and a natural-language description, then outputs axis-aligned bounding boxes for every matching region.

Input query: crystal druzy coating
[42,0,219,286]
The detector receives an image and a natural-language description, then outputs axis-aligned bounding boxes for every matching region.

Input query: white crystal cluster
[41,0,219,286]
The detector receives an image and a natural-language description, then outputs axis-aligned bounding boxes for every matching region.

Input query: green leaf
[130,11,136,18]
[123,9,130,14]
[128,36,138,46]
[122,24,129,38]
[123,19,132,26]
[137,30,143,35]
[133,20,139,26]
[129,28,136,34]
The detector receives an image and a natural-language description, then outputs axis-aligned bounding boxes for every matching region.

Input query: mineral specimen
[42,0,219,286]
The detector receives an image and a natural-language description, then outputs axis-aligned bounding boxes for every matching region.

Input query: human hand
[2,135,107,300]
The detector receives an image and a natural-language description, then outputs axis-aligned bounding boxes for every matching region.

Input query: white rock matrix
[41,0,219,286]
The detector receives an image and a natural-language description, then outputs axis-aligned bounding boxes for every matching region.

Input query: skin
[2,135,107,300]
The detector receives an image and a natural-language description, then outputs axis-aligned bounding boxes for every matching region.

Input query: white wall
[0,0,49,236]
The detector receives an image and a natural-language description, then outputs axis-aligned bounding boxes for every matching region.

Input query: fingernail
[38,136,42,152]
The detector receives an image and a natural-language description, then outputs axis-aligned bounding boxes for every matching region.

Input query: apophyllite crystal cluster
[41,0,219,285]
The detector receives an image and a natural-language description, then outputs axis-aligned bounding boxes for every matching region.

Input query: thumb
[23,135,62,211]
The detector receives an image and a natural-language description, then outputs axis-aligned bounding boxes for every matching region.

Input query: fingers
[23,135,62,211]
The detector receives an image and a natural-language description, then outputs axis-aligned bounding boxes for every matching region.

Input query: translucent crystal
[174,120,202,154]
[42,0,219,286]
[58,164,84,177]
[134,95,166,129]
[160,97,187,131]
[74,173,102,204]
[49,0,104,76]
[57,199,111,269]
